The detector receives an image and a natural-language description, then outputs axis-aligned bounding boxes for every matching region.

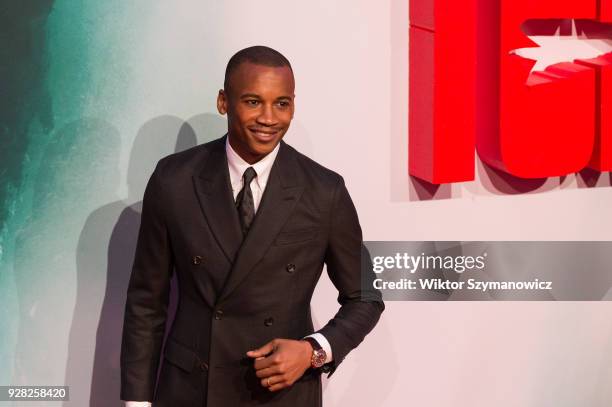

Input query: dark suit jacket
[120,135,384,406]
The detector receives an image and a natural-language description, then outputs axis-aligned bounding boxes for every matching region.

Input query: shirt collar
[225,135,281,191]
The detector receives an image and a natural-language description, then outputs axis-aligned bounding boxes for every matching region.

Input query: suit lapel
[218,140,304,303]
[192,136,243,264]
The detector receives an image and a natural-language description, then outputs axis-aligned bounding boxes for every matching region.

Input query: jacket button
[264,317,274,327]
[192,255,203,265]
[286,263,296,273]
[214,309,223,320]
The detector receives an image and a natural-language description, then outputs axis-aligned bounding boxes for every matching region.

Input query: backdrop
[2,1,612,406]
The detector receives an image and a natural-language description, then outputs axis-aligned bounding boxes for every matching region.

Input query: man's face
[217,62,295,164]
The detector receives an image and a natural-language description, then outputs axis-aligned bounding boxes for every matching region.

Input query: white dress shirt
[124,138,332,407]
[226,136,280,213]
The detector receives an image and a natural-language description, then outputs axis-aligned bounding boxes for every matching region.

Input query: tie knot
[243,167,257,185]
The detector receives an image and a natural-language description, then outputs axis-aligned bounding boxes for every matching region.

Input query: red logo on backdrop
[409,0,612,184]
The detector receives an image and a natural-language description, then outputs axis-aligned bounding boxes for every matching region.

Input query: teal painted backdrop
[2,2,135,405]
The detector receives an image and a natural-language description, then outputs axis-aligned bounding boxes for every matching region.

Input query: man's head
[217,46,295,164]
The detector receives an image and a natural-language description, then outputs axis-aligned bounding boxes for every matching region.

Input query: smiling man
[120,46,384,407]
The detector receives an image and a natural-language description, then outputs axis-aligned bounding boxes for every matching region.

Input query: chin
[250,143,276,156]
[251,137,281,152]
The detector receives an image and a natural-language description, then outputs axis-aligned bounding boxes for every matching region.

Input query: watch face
[312,349,326,368]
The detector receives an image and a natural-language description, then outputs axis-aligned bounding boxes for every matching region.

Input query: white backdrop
[117,1,612,405]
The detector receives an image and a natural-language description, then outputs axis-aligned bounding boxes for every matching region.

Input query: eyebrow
[240,93,293,101]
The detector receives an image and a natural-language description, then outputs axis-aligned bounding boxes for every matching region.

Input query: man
[120,46,384,407]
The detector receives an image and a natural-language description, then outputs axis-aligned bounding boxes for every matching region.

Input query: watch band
[303,337,322,351]
[303,337,327,368]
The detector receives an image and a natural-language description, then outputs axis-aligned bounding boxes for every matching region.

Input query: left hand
[246,338,312,392]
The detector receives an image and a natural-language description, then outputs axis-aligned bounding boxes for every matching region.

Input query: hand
[246,338,312,392]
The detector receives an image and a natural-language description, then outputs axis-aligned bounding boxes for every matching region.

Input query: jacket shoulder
[153,137,223,183]
[284,142,343,189]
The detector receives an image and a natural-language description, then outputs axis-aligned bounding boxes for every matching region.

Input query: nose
[256,104,277,126]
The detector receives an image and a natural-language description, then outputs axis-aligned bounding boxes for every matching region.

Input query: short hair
[224,46,293,92]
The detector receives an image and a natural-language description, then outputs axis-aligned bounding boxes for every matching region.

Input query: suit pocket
[156,339,206,406]
[274,228,318,246]
[163,338,198,373]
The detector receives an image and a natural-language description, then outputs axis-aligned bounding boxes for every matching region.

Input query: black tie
[235,167,257,236]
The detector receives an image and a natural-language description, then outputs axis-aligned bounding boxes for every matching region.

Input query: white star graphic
[512,19,612,73]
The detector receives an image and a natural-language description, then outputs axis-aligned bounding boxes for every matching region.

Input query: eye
[245,99,260,106]
[276,101,291,108]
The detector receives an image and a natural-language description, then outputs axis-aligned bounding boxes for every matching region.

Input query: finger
[246,340,276,358]
[260,374,285,390]
[254,365,282,378]
[268,380,289,392]
[254,353,278,370]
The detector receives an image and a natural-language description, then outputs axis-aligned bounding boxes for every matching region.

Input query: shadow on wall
[63,113,225,407]
[409,160,612,201]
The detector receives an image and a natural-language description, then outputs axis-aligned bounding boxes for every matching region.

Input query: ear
[217,89,228,115]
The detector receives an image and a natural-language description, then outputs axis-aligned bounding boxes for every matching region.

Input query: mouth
[248,128,281,141]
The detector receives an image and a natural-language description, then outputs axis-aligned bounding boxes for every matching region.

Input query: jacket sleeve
[316,176,384,377]
[120,160,174,401]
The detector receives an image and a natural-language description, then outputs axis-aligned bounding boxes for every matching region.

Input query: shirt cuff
[304,333,333,363]
[123,401,152,407]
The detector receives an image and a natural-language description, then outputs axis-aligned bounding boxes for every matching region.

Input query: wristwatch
[302,337,327,368]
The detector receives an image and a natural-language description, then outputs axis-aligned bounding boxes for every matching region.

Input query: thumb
[246,340,276,358]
